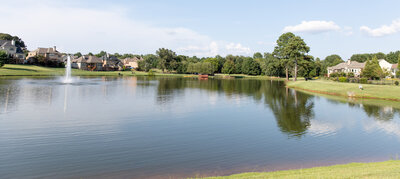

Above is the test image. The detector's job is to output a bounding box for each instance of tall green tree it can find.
[95,51,107,58]
[362,56,382,80]
[74,52,82,57]
[284,36,310,81]
[253,52,263,59]
[156,48,177,72]
[273,32,295,81]
[397,54,400,77]
[0,50,8,67]
[241,58,261,75]
[222,60,235,74]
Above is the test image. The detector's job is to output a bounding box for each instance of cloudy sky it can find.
[1,0,400,59]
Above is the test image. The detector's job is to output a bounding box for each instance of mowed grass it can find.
[287,80,400,101]
[0,64,184,77]
[196,161,400,179]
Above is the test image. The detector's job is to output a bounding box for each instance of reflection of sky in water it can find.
[0,77,400,178]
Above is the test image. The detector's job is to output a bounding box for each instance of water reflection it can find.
[1,77,400,178]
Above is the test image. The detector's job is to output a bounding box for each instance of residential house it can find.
[328,59,399,78]
[122,57,142,69]
[327,60,366,77]
[27,46,62,64]
[392,64,398,77]
[72,55,103,71]
[0,40,26,63]
[101,54,123,71]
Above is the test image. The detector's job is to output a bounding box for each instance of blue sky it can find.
[1,0,400,60]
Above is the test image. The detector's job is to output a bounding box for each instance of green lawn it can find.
[0,64,287,80]
[0,64,186,77]
[287,80,400,101]
[195,160,400,179]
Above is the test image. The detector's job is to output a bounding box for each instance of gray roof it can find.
[75,55,103,63]
[328,60,366,70]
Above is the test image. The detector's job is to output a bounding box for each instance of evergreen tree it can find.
[362,56,382,80]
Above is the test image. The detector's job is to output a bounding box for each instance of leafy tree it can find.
[362,56,382,80]
[176,61,189,74]
[222,60,235,74]
[273,32,295,80]
[74,52,82,57]
[284,35,310,81]
[156,48,177,72]
[351,53,386,63]
[241,58,261,75]
[397,54,400,77]
[387,51,400,64]
[263,53,282,76]
[95,51,107,58]
[324,54,343,66]
[0,50,8,67]
[143,54,159,71]
[158,58,166,72]
[253,52,263,59]
[203,58,219,74]
[87,52,94,56]
[200,62,215,75]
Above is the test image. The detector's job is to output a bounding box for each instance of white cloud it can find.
[0,1,249,57]
[360,19,400,37]
[283,20,341,34]
[177,41,251,57]
[225,43,251,54]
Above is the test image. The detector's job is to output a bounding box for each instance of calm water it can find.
[0,77,400,178]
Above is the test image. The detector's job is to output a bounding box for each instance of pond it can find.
[0,76,400,178]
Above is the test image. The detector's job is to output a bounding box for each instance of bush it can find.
[349,78,357,83]
[347,72,355,78]
[147,69,155,76]
[338,77,348,82]
[395,81,399,86]
[360,78,368,84]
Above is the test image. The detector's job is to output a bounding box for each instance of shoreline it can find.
[198,160,400,179]
[0,64,285,80]
[286,80,400,102]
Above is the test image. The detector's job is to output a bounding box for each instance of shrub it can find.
[148,69,155,76]
[347,72,355,78]
[360,78,368,84]
[395,81,399,86]
[338,77,348,82]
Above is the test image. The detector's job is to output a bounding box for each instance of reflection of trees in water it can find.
[363,105,399,121]
[324,97,400,121]
[154,78,315,137]
[262,81,314,137]
[0,80,22,114]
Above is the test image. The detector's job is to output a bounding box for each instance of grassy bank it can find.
[0,64,286,80]
[287,80,400,101]
[197,160,400,179]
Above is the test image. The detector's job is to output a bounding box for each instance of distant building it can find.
[72,55,103,71]
[327,59,398,77]
[392,64,398,77]
[27,46,62,63]
[101,54,123,71]
[0,40,26,63]
[122,57,142,69]
[327,60,366,77]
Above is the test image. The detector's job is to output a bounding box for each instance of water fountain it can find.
[63,55,72,83]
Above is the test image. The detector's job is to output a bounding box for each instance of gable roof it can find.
[328,60,366,70]
[32,47,59,54]
[75,55,103,63]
